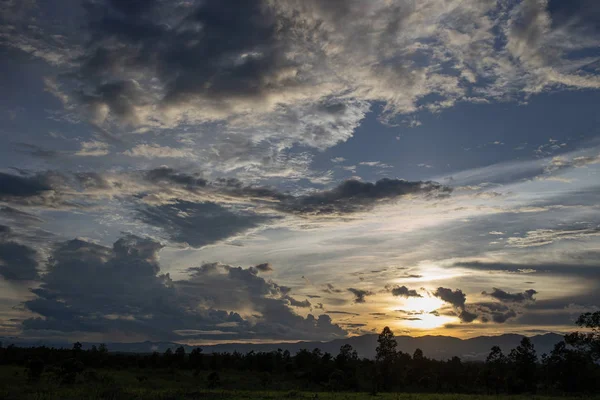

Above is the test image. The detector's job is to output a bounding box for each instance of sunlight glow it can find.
[390,294,456,330]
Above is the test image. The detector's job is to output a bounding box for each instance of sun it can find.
[389,294,457,331]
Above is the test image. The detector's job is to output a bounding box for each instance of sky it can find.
[0,0,599,344]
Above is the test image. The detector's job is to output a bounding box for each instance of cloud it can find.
[453,261,600,279]
[323,284,343,294]
[0,226,40,281]
[253,263,273,273]
[0,206,44,225]
[433,287,479,323]
[388,285,422,298]
[0,172,52,199]
[22,235,347,341]
[482,288,537,303]
[19,0,596,183]
[74,141,110,157]
[144,167,207,189]
[491,309,517,324]
[506,227,600,248]
[359,161,392,168]
[433,287,467,309]
[347,288,373,304]
[136,200,271,248]
[283,296,311,308]
[123,144,194,159]
[458,310,478,323]
[278,178,451,216]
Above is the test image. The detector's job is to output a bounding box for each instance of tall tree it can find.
[485,346,507,394]
[565,311,600,361]
[375,326,397,391]
[509,337,537,393]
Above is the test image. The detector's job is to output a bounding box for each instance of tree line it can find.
[0,311,598,394]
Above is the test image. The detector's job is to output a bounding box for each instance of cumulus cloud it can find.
[347,288,373,304]
[388,285,422,298]
[491,309,517,324]
[433,287,467,309]
[482,288,537,303]
[473,302,520,324]
[283,295,311,308]
[22,235,347,341]
[253,263,273,273]
[433,287,478,323]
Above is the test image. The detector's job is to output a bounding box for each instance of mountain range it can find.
[0,333,564,361]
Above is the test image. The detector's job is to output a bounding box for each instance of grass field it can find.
[1,366,598,400]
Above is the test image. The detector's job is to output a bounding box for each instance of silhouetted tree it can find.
[565,311,600,361]
[190,347,204,370]
[375,326,397,391]
[542,340,598,393]
[485,346,507,394]
[1,311,598,395]
[175,345,186,367]
[72,342,82,358]
[509,337,537,393]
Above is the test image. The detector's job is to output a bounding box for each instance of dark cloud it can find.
[491,309,517,324]
[0,172,52,198]
[323,283,343,294]
[22,235,346,341]
[141,168,450,218]
[0,225,10,238]
[144,167,207,189]
[253,263,273,273]
[459,310,478,323]
[326,311,359,316]
[482,288,537,303]
[76,0,295,124]
[433,287,479,323]
[388,285,422,298]
[136,200,270,248]
[278,178,451,216]
[283,296,311,308]
[0,206,44,224]
[14,143,60,159]
[74,172,112,190]
[454,261,600,279]
[472,302,522,324]
[0,240,40,281]
[433,287,467,309]
[347,288,373,304]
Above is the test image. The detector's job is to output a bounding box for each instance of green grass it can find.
[1,366,598,400]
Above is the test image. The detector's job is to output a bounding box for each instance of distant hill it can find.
[0,332,564,361]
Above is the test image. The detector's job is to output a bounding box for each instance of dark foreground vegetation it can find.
[0,312,598,400]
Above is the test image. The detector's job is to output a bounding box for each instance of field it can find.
[1,366,599,400]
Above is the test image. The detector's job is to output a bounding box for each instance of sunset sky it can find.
[0,0,599,344]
